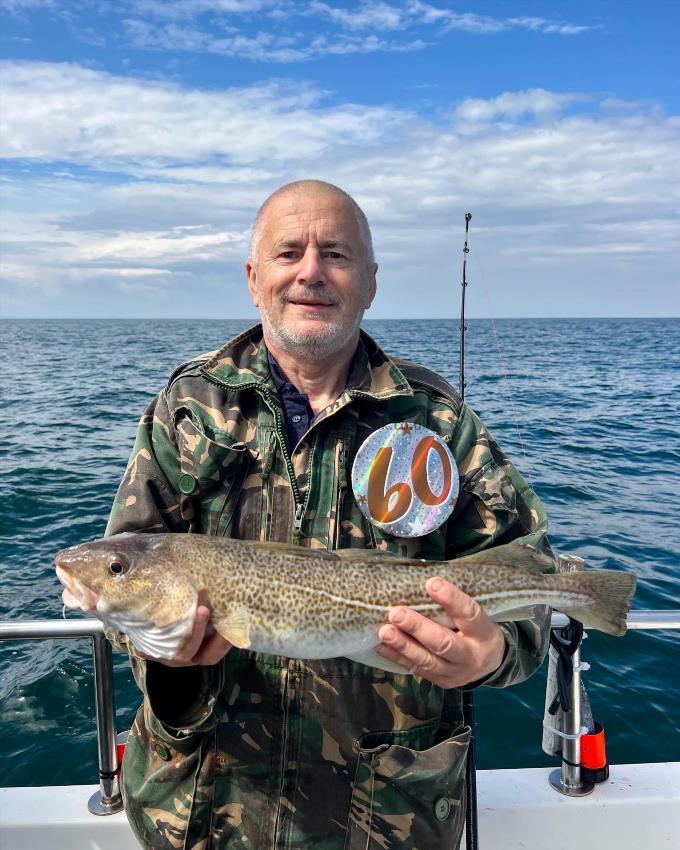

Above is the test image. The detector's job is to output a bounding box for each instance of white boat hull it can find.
[1,762,678,850]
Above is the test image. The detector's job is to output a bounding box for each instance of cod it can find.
[56,534,636,671]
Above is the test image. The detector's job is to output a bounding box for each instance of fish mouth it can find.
[56,564,99,612]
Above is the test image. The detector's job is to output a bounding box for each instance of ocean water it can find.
[0,317,678,787]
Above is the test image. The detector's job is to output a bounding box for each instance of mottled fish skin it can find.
[55,533,636,662]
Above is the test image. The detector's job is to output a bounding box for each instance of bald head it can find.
[249,180,374,266]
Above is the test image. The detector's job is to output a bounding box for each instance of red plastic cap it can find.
[581,722,607,770]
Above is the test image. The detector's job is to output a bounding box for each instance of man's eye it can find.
[325,252,346,260]
[278,251,298,260]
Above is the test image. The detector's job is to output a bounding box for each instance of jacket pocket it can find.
[121,702,216,850]
[345,724,470,850]
[175,412,256,535]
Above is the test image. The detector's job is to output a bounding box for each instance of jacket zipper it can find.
[332,438,348,550]
[273,666,290,844]
[274,662,301,846]
[292,503,305,545]
[264,392,310,544]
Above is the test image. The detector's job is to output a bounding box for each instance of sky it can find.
[1,0,678,319]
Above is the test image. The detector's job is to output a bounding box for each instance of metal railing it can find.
[1,608,679,815]
[551,610,680,630]
[0,618,122,815]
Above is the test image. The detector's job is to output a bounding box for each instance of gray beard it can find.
[259,304,364,361]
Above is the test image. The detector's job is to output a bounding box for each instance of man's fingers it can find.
[425,577,485,632]
[378,624,452,677]
[386,606,457,658]
[375,639,457,688]
[191,632,232,666]
[172,605,211,663]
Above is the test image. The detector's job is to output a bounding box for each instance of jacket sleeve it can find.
[105,391,222,736]
[446,404,555,690]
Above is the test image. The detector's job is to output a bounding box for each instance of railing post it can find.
[88,632,124,815]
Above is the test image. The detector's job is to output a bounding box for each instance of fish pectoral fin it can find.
[345,649,412,676]
[213,608,252,649]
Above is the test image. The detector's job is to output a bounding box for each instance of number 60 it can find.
[367,436,454,524]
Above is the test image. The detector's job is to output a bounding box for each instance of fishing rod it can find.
[460,212,471,404]
[459,211,479,850]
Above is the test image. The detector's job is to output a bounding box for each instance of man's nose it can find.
[296,247,326,284]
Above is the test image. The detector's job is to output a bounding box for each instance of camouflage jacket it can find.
[107,323,553,850]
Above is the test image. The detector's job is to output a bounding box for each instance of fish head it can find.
[55,533,198,658]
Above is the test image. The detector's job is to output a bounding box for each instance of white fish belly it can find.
[249,624,380,660]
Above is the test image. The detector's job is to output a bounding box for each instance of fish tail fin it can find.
[555,570,637,636]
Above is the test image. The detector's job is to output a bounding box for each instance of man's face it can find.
[246,189,377,361]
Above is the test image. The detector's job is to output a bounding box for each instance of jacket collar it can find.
[200,323,413,400]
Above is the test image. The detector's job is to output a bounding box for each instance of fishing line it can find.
[468,231,534,486]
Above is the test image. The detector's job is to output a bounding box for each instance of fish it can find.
[55,533,636,672]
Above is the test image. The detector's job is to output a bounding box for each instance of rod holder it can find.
[548,554,594,797]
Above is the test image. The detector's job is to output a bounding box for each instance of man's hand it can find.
[376,577,506,688]
[138,604,232,667]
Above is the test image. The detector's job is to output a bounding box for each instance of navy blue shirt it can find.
[267,351,315,450]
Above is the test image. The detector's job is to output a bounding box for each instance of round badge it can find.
[351,423,459,538]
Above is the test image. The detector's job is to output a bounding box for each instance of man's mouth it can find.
[288,299,336,307]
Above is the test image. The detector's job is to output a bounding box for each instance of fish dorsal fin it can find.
[245,541,337,561]
[212,607,252,649]
[334,549,397,561]
[452,542,554,574]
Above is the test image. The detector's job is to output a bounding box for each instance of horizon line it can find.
[1,316,677,322]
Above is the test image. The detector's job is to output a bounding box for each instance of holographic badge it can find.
[351,422,459,538]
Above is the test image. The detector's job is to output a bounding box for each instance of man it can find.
[106,180,553,850]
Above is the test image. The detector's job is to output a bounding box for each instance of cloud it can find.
[1,61,678,318]
[0,0,55,11]
[2,2,596,66]
[309,1,405,31]
[507,17,592,36]
[128,0,593,38]
[0,61,411,165]
[70,266,180,278]
[453,89,587,125]
[123,17,426,61]
[309,1,594,37]
[132,0,277,18]
[78,226,247,264]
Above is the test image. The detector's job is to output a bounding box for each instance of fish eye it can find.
[108,558,129,577]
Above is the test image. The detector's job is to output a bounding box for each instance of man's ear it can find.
[245,260,259,308]
[364,263,378,308]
